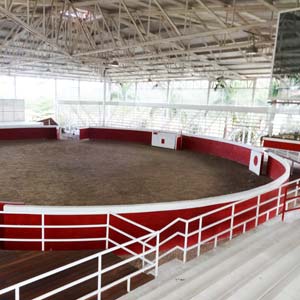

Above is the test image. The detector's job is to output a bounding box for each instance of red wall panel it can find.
[267,156,286,180]
[182,135,251,166]
[263,138,300,152]
[87,128,152,145]
[0,127,57,140]
[79,128,90,140]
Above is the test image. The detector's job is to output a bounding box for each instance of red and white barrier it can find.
[0,128,290,251]
[263,137,300,152]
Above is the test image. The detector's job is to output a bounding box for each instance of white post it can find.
[127,278,131,292]
[102,79,107,127]
[183,222,189,263]
[41,214,45,251]
[155,232,159,277]
[229,204,235,240]
[197,217,202,256]
[97,255,102,300]
[106,214,110,250]
[276,186,282,216]
[255,195,261,227]
[142,242,145,268]
[15,287,20,300]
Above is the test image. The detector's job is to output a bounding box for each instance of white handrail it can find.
[0,219,159,300]
[1,180,299,299]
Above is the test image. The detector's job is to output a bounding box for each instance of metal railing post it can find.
[142,242,145,268]
[106,214,110,250]
[282,188,288,222]
[41,214,45,251]
[276,186,282,216]
[229,204,235,240]
[197,217,202,256]
[155,232,159,277]
[97,255,102,300]
[15,287,20,300]
[183,221,189,263]
[127,278,131,292]
[255,195,261,227]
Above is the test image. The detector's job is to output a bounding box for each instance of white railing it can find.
[148,178,300,264]
[267,148,300,164]
[0,213,159,300]
[1,179,300,299]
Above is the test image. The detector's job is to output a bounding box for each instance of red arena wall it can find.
[80,127,152,145]
[0,127,290,252]
[182,135,251,166]
[263,137,300,152]
[0,127,57,140]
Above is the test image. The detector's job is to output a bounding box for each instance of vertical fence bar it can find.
[276,186,282,216]
[229,204,235,240]
[155,232,159,277]
[15,287,20,300]
[106,214,110,250]
[255,195,261,227]
[41,214,45,251]
[296,180,300,207]
[142,242,145,268]
[127,278,131,292]
[197,217,202,256]
[97,255,102,300]
[183,221,189,263]
[282,188,288,222]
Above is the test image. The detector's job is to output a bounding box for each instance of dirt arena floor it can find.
[0,140,271,206]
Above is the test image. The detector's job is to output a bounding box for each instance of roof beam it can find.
[0,5,73,58]
[256,0,279,13]
[73,20,275,57]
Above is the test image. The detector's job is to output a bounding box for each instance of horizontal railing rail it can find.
[0,215,159,300]
[155,178,300,262]
[0,175,299,299]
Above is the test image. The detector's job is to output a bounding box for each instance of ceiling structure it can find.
[0,0,299,82]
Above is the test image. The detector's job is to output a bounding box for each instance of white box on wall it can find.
[152,131,180,150]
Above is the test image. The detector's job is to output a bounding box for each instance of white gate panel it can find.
[249,150,263,175]
[152,131,179,150]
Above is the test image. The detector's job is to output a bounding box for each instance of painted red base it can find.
[0,127,57,140]
[263,138,300,152]
[80,127,152,145]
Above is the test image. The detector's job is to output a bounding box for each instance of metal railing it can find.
[281,179,300,221]
[0,213,159,300]
[0,178,299,299]
[154,178,300,264]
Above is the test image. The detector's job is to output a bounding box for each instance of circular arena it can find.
[1,1,300,299]
[0,139,270,206]
[0,126,289,250]
[0,126,293,300]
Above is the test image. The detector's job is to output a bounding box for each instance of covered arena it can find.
[0,1,300,300]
